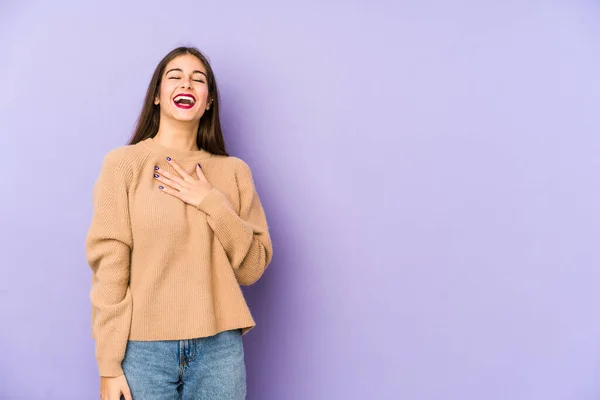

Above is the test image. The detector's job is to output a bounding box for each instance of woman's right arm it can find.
[85,149,134,378]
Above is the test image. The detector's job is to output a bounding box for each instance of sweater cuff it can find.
[195,187,255,266]
[98,359,124,377]
[196,188,234,215]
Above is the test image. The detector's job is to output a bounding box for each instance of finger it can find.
[158,184,183,199]
[154,172,182,190]
[167,158,193,181]
[108,386,120,400]
[195,163,207,181]
[155,166,185,186]
[122,385,133,400]
[99,380,106,399]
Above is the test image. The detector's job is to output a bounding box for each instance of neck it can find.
[154,118,200,151]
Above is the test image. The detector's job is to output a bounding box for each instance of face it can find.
[154,54,212,122]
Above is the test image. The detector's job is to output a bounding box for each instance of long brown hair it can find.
[127,46,228,156]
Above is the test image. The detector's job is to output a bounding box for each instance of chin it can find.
[171,111,201,123]
[174,116,200,123]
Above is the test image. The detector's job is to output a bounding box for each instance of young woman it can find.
[85,46,272,400]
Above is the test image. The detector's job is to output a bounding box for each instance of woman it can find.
[85,46,273,400]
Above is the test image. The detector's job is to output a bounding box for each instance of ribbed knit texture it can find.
[85,137,272,377]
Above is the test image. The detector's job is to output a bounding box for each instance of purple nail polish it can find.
[154,166,159,170]
[159,185,164,189]
[154,173,159,178]
[197,163,202,169]
[166,157,171,161]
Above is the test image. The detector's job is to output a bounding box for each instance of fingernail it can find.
[197,163,202,169]
[166,157,172,161]
[154,173,160,178]
[154,166,159,170]
[159,185,164,190]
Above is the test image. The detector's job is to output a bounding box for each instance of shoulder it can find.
[97,143,144,183]
[102,143,142,166]
[209,155,254,183]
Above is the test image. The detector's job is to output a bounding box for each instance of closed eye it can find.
[168,76,204,83]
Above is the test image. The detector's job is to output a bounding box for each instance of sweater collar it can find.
[141,137,213,162]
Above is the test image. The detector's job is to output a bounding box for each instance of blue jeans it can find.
[121,329,246,400]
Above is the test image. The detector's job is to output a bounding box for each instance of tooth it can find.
[173,95,196,106]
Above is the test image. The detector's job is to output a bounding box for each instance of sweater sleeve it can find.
[85,150,134,377]
[195,160,273,285]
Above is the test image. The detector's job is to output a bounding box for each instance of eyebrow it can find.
[165,68,207,78]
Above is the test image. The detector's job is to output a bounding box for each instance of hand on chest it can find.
[131,158,239,237]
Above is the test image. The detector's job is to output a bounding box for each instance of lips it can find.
[173,93,196,109]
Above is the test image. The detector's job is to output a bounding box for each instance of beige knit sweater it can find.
[85,137,272,377]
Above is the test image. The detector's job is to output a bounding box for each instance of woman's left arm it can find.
[195,160,273,285]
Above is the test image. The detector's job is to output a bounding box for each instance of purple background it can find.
[1,1,599,399]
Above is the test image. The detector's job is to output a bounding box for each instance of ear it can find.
[154,96,160,105]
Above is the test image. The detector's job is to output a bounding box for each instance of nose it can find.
[180,78,192,89]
